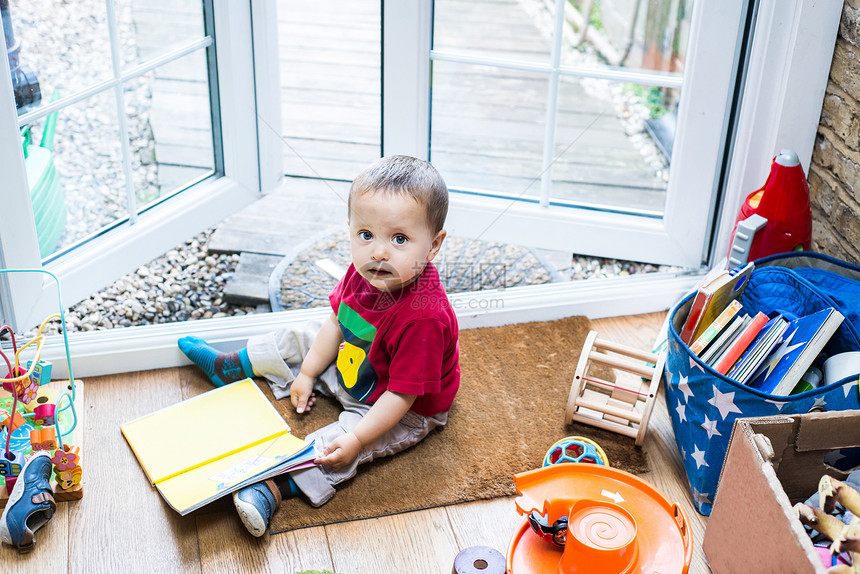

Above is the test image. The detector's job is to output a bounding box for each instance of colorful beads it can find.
[30,427,58,452]
[33,403,56,426]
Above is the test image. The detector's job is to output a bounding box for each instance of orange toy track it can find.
[507,464,692,574]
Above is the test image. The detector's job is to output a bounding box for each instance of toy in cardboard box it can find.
[703,411,860,573]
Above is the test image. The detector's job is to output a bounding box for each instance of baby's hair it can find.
[349,155,449,233]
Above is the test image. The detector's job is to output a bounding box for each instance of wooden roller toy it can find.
[565,331,666,446]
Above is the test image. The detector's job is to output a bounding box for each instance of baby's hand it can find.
[315,432,362,469]
[290,372,317,413]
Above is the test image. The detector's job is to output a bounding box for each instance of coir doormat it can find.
[263,315,649,534]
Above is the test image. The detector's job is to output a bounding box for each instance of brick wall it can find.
[809,0,860,264]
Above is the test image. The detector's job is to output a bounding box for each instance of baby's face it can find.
[348,191,445,292]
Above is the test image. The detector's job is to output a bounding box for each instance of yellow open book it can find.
[121,378,314,515]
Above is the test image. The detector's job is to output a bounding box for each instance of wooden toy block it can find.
[565,330,666,446]
[23,386,60,414]
[56,467,82,490]
[52,444,82,491]
[30,427,58,451]
[52,444,81,473]
[20,378,40,404]
[33,403,56,426]
[2,377,39,404]
[26,360,52,386]
[0,410,26,432]
[1,368,24,395]
[0,450,24,480]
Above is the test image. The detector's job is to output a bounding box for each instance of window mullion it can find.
[15,37,212,128]
[104,0,138,223]
[381,0,432,159]
[540,0,567,208]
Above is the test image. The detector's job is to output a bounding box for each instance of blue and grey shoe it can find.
[233,480,281,537]
[0,451,56,552]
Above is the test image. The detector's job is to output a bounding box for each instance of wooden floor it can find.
[1,311,712,573]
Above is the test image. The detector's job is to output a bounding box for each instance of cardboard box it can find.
[704,410,860,573]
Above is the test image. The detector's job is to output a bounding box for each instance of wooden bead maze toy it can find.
[565,330,665,446]
[0,269,84,507]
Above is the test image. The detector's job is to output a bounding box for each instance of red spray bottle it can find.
[726,149,812,266]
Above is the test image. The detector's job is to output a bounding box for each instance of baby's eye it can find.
[359,231,373,241]
[392,235,408,245]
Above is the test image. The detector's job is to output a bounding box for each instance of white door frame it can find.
[713,0,843,263]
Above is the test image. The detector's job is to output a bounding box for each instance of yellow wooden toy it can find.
[23,386,60,414]
[52,444,82,490]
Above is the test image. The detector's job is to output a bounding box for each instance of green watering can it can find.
[21,90,66,259]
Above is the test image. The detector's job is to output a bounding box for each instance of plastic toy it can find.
[795,474,860,573]
[726,149,812,266]
[543,436,609,467]
[1,0,41,109]
[565,331,665,446]
[507,464,693,573]
[21,90,67,258]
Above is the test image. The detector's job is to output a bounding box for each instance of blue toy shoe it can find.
[0,451,56,552]
[233,480,281,537]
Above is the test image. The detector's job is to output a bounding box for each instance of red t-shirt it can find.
[328,262,460,416]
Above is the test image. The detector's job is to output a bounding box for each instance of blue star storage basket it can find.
[665,252,860,515]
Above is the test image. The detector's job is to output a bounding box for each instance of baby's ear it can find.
[427,229,447,261]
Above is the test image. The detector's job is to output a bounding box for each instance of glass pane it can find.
[133,48,216,212]
[21,90,126,259]
[556,0,692,191]
[121,0,206,68]
[560,0,694,73]
[280,0,381,181]
[433,0,552,63]
[550,76,671,212]
[430,61,548,196]
[5,0,112,114]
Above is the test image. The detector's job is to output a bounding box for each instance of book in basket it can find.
[746,307,845,396]
[121,378,315,515]
[726,314,788,384]
[712,311,769,375]
[679,262,754,345]
[689,300,744,356]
